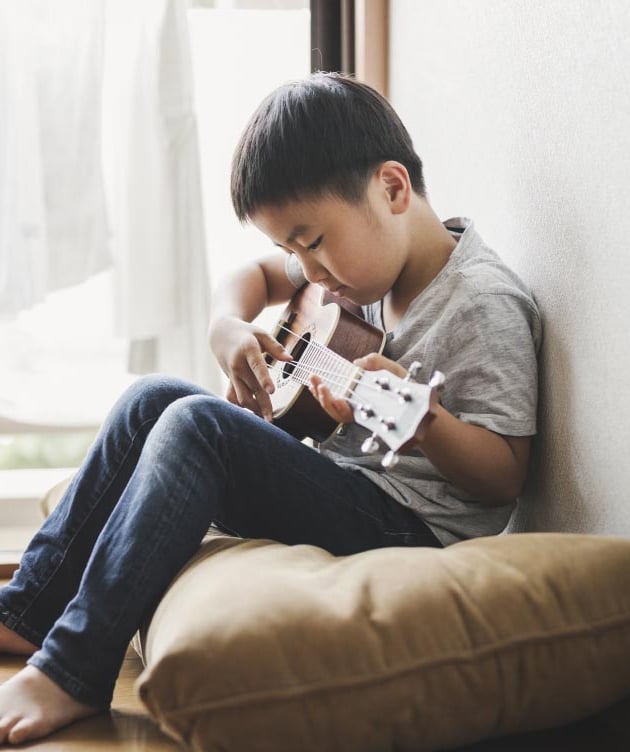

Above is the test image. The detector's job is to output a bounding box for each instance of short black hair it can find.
[231,72,425,222]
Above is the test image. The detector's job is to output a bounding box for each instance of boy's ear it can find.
[376,161,411,214]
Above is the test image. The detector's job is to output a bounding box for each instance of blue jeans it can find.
[0,375,441,708]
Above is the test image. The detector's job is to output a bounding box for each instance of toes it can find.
[7,719,28,745]
[7,716,43,745]
[0,715,20,744]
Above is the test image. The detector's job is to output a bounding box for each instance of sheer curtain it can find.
[0,0,110,316]
[0,0,219,399]
[104,0,219,391]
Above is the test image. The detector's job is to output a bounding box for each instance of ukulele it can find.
[266,284,445,469]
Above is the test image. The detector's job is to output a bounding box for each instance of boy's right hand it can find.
[209,316,292,422]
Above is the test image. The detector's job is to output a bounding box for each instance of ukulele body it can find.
[269,284,386,442]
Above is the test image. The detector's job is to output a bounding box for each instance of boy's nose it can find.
[302,259,328,285]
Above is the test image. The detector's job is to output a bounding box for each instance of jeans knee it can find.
[108,375,211,434]
[152,393,248,454]
[157,393,221,432]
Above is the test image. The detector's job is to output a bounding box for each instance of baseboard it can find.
[0,556,19,579]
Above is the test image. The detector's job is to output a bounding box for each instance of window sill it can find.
[0,468,75,525]
[0,468,75,576]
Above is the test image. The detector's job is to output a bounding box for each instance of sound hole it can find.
[282,332,311,380]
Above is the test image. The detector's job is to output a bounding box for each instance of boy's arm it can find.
[408,405,530,506]
[208,253,294,420]
[310,353,530,506]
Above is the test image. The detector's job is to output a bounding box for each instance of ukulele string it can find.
[267,358,371,413]
[266,360,359,400]
[267,325,410,402]
[272,324,368,390]
[268,325,369,398]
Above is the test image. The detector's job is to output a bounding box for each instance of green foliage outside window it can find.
[0,431,97,470]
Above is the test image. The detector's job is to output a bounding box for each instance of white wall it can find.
[389,0,630,534]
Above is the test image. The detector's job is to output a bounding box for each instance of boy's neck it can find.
[382,198,457,331]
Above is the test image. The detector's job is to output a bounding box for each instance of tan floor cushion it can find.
[134,532,630,752]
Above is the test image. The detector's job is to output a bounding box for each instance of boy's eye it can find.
[308,235,323,251]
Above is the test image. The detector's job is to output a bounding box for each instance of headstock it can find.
[350,362,445,469]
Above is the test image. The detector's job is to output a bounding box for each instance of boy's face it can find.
[252,174,407,307]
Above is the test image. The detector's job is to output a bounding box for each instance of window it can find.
[0,271,133,470]
[1,2,309,518]
[189,1,309,327]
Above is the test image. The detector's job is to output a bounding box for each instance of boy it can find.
[0,72,540,744]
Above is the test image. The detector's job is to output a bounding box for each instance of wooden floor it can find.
[0,647,182,751]
[0,648,181,751]
[0,569,181,751]
[0,513,181,750]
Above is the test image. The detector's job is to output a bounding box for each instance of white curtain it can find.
[0,0,219,391]
[0,0,109,315]
[105,0,219,391]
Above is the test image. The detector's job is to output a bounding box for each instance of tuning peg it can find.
[358,404,375,419]
[374,376,391,390]
[382,450,400,469]
[379,416,397,431]
[361,433,380,454]
[405,361,422,382]
[429,371,445,390]
[395,387,412,403]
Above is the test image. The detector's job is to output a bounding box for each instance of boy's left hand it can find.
[310,352,407,425]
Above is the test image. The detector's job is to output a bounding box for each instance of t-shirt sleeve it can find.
[437,291,541,436]
[285,254,307,289]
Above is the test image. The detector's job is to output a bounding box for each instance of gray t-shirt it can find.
[285,217,542,545]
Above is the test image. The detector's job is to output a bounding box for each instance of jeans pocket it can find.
[382,530,419,547]
[383,528,443,549]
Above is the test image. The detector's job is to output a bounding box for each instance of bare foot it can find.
[0,665,99,744]
[0,623,37,656]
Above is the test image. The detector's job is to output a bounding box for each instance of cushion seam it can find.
[147,609,630,718]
